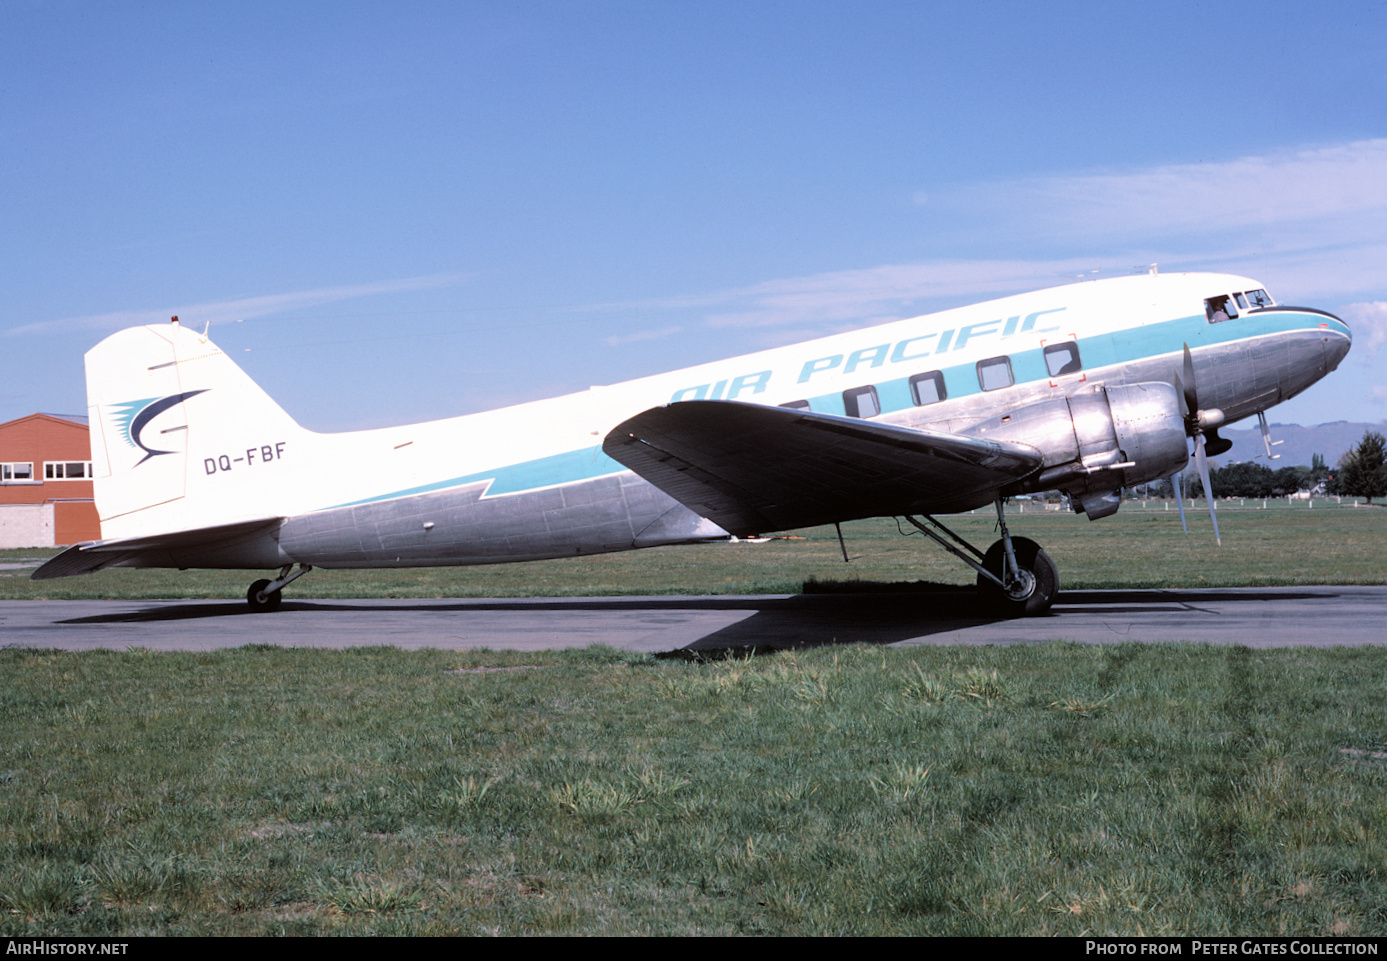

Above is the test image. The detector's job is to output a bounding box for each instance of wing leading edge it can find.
[602,400,1043,535]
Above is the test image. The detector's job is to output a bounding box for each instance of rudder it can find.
[85,321,307,540]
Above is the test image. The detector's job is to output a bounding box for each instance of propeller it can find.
[1173,470,1188,534]
[1172,343,1222,545]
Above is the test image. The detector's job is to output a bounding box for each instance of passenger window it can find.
[1246,288,1274,308]
[780,399,810,411]
[1205,295,1238,322]
[909,371,947,406]
[1043,342,1082,377]
[976,356,1014,391]
[843,385,881,418]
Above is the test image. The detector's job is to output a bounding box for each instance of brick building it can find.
[0,413,102,548]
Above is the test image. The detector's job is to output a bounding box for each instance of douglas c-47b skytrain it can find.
[33,270,1350,616]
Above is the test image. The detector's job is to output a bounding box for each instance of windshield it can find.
[1206,288,1275,323]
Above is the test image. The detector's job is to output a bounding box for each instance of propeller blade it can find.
[1182,343,1199,416]
[1174,469,1188,533]
[1194,434,1221,546]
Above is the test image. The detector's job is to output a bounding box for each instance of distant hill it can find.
[1215,420,1387,469]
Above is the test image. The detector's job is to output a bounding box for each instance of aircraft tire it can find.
[246,579,283,613]
[976,537,1057,617]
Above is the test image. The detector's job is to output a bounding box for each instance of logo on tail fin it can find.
[109,391,209,465]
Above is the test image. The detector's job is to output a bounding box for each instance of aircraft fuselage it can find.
[44,271,1351,579]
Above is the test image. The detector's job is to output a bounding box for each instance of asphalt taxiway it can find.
[2,586,1384,652]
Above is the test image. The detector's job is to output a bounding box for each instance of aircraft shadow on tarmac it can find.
[54,587,1338,651]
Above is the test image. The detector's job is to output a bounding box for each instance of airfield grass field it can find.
[4,643,1387,936]
[3,499,1387,936]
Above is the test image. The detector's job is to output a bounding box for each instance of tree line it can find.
[1135,431,1387,503]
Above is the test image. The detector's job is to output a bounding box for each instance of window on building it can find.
[45,462,92,480]
[976,356,1014,391]
[1043,342,1082,377]
[843,385,881,418]
[909,371,947,406]
[1,462,35,482]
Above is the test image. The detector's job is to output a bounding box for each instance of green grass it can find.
[3,642,1386,935]
[3,499,1385,600]
[4,502,1384,935]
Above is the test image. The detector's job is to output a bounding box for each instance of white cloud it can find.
[1337,301,1387,360]
[661,258,1115,332]
[603,325,684,347]
[676,140,1387,331]
[5,272,471,337]
[943,139,1387,240]
[647,243,1387,335]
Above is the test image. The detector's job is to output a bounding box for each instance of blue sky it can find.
[3,1,1385,432]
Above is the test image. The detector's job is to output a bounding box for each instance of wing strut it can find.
[902,514,997,584]
[835,523,850,563]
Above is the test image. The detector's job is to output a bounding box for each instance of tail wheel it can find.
[976,536,1058,617]
[246,578,283,613]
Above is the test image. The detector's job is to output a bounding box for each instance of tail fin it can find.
[85,320,308,540]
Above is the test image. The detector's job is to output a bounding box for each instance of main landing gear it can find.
[246,563,312,613]
[903,500,1058,617]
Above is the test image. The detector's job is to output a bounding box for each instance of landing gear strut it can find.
[903,500,1058,617]
[246,563,312,613]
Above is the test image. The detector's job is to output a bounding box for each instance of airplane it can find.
[32,269,1351,616]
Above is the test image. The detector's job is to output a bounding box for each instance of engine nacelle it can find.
[1054,382,1189,518]
[968,382,1189,519]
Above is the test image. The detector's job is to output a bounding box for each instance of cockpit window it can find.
[1205,295,1238,323]
[1234,292,1249,310]
[1245,288,1274,308]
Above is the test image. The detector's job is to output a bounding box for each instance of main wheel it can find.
[246,578,283,613]
[976,536,1058,617]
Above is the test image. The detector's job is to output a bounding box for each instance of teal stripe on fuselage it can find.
[323,308,1334,512]
[324,446,626,511]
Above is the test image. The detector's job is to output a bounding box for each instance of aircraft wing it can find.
[30,517,286,580]
[602,400,1043,535]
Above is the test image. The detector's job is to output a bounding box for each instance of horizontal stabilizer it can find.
[31,517,285,580]
[603,401,1042,535]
